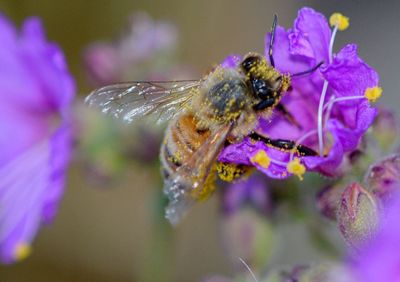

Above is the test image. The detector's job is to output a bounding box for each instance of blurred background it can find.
[0,0,398,281]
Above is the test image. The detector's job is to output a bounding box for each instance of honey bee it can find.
[85,15,322,224]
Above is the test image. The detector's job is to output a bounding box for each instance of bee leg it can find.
[276,103,302,130]
[248,131,318,156]
[253,97,276,111]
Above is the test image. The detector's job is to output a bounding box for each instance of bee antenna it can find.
[268,14,278,68]
[291,61,324,77]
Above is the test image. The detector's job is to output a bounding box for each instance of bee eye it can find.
[251,78,272,99]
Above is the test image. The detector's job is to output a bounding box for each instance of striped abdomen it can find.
[160,114,211,182]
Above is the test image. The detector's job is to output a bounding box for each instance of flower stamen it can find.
[250,150,271,169]
[317,80,329,156]
[317,13,349,157]
[13,243,31,262]
[287,158,306,180]
[329,13,350,31]
[365,86,383,102]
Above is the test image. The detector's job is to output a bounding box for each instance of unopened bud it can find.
[366,154,400,202]
[317,185,346,220]
[298,263,354,282]
[221,209,274,272]
[338,182,379,250]
[371,108,400,152]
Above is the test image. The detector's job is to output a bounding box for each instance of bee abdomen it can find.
[160,114,210,181]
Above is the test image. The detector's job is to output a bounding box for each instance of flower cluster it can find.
[0,14,75,263]
[83,11,180,86]
[219,7,380,180]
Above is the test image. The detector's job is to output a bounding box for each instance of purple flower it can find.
[351,191,400,281]
[222,174,271,215]
[219,8,380,179]
[83,11,179,85]
[220,175,273,271]
[366,154,400,204]
[0,14,75,263]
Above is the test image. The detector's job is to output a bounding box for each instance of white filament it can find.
[238,257,258,282]
[317,24,339,156]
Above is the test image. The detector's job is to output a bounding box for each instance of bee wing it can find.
[85,80,200,124]
[164,122,234,225]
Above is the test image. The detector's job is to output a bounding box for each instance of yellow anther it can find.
[250,150,271,169]
[13,243,32,262]
[287,158,306,181]
[329,13,349,31]
[365,86,383,102]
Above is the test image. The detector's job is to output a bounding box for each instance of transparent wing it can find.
[164,123,234,225]
[85,80,201,124]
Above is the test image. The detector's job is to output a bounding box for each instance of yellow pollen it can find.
[13,243,32,262]
[329,13,349,31]
[365,86,383,102]
[250,150,271,169]
[287,158,306,181]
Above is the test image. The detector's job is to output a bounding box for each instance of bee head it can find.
[240,54,291,100]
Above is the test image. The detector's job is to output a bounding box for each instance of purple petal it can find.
[331,102,377,151]
[303,122,344,176]
[0,13,17,49]
[0,142,51,263]
[222,174,270,215]
[0,14,74,264]
[304,102,376,175]
[290,7,331,63]
[322,44,379,97]
[221,54,242,69]
[41,123,72,223]
[351,192,400,281]
[219,138,292,179]
[0,102,51,167]
[83,43,121,86]
[265,26,311,74]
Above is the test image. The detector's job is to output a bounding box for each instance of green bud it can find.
[297,263,354,282]
[221,208,274,272]
[337,182,379,250]
[317,184,346,220]
[371,108,400,152]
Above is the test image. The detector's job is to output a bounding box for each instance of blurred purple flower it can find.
[222,174,271,215]
[0,14,75,263]
[219,8,379,179]
[351,191,400,282]
[83,11,179,85]
[366,154,400,204]
[371,108,400,153]
[220,175,273,272]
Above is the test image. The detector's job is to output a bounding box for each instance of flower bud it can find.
[297,263,354,282]
[83,43,120,86]
[366,154,400,202]
[337,182,379,250]
[317,184,346,220]
[263,265,309,282]
[220,210,274,272]
[371,108,400,152]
